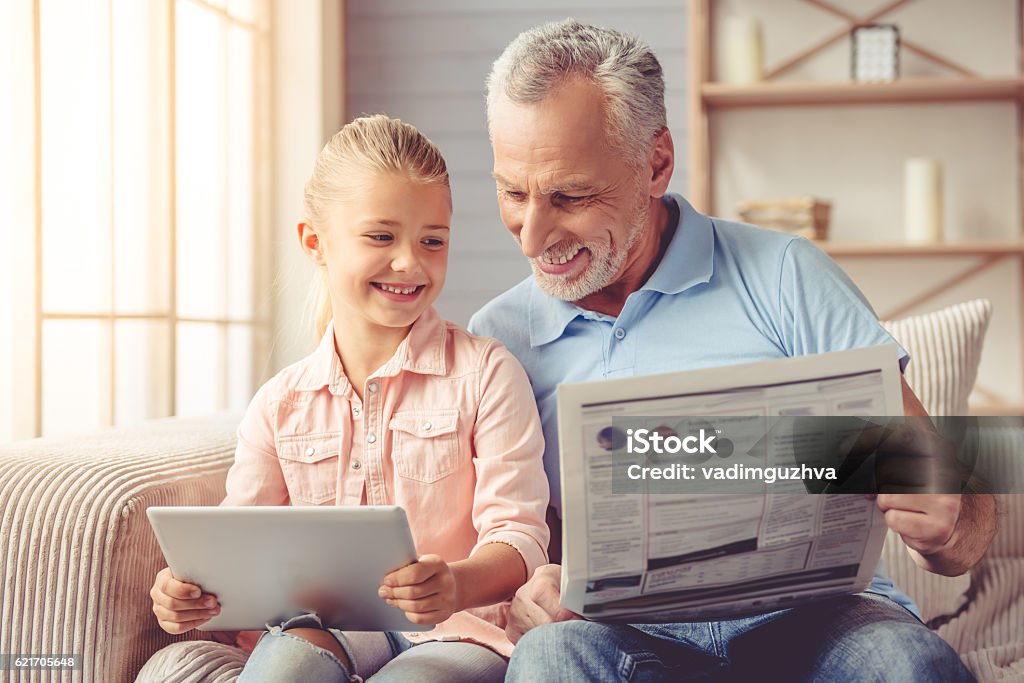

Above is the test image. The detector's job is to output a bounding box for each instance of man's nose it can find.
[519,199,553,259]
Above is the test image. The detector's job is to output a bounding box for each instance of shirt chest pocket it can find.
[276,434,340,505]
[388,410,461,484]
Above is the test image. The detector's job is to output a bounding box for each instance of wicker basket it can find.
[736,197,832,241]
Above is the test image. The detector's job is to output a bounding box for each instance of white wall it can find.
[345,0,689,326]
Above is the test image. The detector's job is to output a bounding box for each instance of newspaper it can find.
[556,345,904,622]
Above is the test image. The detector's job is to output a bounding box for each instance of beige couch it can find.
[2,300,1021,681]
[0,413,242,682]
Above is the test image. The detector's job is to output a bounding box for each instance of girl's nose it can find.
[390,244,421,274]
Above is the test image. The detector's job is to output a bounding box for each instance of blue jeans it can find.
[506,593,974,682]
[237,613,506,682]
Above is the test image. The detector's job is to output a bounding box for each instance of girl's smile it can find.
[370,281,428,302]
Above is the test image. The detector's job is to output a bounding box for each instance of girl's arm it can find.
[221,381,289,507]
[450,542,526,607]
[379,339,550,625]
[466,340,551,573]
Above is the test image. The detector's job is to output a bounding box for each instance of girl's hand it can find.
[378,554,458,625]
[150,566,221,634]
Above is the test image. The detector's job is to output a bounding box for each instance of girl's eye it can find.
[367,234,393,242]
[422,238,446,248]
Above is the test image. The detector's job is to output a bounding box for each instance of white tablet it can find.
[147,505,430,632]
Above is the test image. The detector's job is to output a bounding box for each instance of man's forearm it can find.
[910,492,997,576]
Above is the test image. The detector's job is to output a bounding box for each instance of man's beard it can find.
[530,189,650,303]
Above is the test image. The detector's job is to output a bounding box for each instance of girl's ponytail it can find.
[308,270,333,343]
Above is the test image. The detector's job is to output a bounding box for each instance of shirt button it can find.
[351,460,361,470]
[422,422,432,432]
[367,383,379,393]
[367,433,376,444]
[353,406,361,417]
[614,327,626,340]
[305,447,316,457]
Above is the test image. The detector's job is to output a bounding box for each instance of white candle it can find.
[719,16,763,85]
[904,159,944,243]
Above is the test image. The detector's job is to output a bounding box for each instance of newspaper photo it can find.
[556,345,905,622]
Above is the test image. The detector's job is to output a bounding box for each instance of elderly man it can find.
[469,19,995,682]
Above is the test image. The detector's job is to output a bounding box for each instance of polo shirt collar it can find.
[640,193,715,295]
[527,193,715,347]
[293,306,449,393]
[529,287,583,348]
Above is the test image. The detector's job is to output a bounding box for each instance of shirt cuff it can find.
[472,531,548,579]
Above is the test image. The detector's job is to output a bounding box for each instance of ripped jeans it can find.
[236,613,506,683]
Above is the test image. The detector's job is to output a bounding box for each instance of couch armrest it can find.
[0,414,240,683]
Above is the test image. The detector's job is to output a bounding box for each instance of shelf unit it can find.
[688,0,1024,415]
[701,77,1024,109]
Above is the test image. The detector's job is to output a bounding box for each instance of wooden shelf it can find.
[817,241,1024,257]
[702,77,1024,108]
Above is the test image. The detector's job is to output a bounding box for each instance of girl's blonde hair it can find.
[302,114,450,341]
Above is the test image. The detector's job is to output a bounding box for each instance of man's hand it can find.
[838,409,996,575]
[878,491,996,576]
[505,563,582,644]
[843,420,964,553]
[879,380,999,576]
[875,492,961,556]
[379,554,459,625]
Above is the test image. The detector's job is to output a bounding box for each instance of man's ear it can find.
[297,222,326,266]
[647,128,675,199]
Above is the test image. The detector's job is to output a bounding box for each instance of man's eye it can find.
[557,193,588,203]
[500,189,526,202]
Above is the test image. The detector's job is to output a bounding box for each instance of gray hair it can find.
[486,19,667,165]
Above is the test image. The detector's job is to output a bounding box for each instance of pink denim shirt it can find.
[221,306,550,657]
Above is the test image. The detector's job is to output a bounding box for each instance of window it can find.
[0,0,272,442]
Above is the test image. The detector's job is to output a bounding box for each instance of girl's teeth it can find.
[378,284,418,294]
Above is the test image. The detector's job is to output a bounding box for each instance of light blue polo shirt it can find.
[469,193,918,617]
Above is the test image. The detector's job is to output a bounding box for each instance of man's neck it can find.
[574,196,679,318]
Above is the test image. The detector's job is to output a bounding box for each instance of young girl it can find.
[148,115,550,682]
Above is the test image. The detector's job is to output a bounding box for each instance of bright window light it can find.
[1,0,270,442]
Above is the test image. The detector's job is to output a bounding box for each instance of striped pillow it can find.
[881,299,992,417]
[878,300,992,627]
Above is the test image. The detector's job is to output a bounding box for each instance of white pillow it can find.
[881,299,992,416]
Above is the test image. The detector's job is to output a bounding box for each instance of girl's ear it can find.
[298,222,326,266]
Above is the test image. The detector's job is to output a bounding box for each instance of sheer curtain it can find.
[0,0,272,442]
